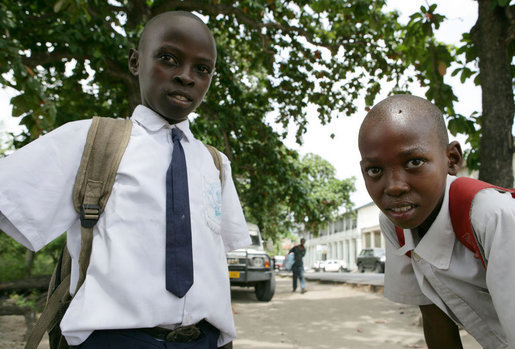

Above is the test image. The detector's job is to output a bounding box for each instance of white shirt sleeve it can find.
[471,189,515,347]
[0,120,90,251]
[219,154,251,252]
[380,213,432,305]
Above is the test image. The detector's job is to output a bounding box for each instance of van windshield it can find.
[250,235,260,246]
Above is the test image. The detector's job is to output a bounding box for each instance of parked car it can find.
[313,260,326,272]
[323,259,348,272]
[226,223,276,301]
[356,248,385,273]
[273,255,285,270]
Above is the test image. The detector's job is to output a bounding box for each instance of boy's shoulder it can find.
[451,177,515,222]
[466,178,515,219]
[450,177,514,267]
[450,177,514,205]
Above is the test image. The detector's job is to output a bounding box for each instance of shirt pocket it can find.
[202,174,222,235]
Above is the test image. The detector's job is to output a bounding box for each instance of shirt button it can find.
[412,252,420,261]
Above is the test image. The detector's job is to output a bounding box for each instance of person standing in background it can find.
[289,238,307,293]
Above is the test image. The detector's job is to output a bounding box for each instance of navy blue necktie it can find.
[165,128,193,298]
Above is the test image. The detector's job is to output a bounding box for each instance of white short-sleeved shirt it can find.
[381,175,515,349]
[0,105,251,346]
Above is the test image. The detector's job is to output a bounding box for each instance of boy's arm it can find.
[0,120,90,251]
[419,304,463,349]
[471,189,515,345]
[219,154,251,251]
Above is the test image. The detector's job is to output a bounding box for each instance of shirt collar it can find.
[131,105,193,142]
[411,175,458,269]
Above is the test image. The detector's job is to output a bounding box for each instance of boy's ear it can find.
[446,141,463,175]
[128,48,139,76]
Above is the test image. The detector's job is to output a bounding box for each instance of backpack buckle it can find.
[80,204,100,228]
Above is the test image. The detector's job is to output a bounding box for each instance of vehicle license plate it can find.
[229,271,240,279]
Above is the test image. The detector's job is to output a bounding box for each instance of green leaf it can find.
[495,0,510,7]
[53,0,68,13]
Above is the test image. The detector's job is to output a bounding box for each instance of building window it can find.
[374,231,381,247]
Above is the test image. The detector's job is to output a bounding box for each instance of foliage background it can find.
[0,0,513,281]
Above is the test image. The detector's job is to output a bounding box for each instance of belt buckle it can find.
[166,324,202,343]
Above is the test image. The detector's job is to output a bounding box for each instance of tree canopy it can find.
[0,0,404,239]
[397,0,514,187]
[0,0,513,242]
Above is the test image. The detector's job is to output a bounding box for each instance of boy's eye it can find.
[366,167,383,178]
[197,65,212,74]
[159,54,178,65]
[406,159,425,169]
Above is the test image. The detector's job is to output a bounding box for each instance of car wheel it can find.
[358,263,365,273]
[339,266,344,273]
[255,273,276,302]
[374,262,383,273]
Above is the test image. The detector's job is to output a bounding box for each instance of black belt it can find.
[140,320,209,343]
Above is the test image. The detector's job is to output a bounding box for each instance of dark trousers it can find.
[75,321,221,349]
[292,265,305,291]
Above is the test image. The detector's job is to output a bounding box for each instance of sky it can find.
[0,0,480,208]
[280,0,480,207]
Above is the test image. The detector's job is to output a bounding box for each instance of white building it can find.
[303,202,384,271]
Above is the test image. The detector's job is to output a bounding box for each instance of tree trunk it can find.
[24,250,35,278]
[472,0,514,187]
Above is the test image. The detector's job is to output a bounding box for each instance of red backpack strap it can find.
[449,177,515,269]
[395,226,411,257]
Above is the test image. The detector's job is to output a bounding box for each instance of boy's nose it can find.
[174,67,194,86]
[384,169,409,197]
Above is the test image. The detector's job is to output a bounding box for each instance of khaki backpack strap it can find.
[25,275,72,349]
[73,117,132,288]
[25,117,132,349]
[73,117,133,225]
[204,144,223,184]
[26,249,72,349]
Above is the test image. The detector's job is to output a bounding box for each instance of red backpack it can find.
[395,177,515,269]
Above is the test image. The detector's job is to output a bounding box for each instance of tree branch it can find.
[149,1,351,54]
[104,58,133,85]
[197,103,234,161]
[20,50,81,68]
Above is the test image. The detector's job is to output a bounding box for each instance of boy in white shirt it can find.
[0,11,250,349]
[358,94,515,348]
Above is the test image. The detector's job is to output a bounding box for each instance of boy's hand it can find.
[419,304,463,349]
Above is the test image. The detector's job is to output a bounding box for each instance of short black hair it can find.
[361,94,449,149]
[138,11,215,52]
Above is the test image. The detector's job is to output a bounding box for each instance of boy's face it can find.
[359,114,458,231]
[129,15,216,124]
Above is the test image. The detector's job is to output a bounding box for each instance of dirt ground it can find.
[0,276,482,349]
[231,276,482,349]
[0,314,41,349]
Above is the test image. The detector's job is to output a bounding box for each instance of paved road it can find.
[231,275,481,349]
[304,270,384,286]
